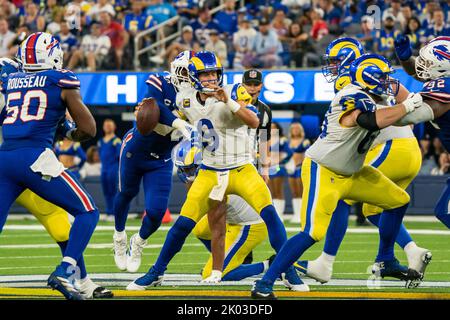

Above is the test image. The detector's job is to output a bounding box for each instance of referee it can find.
[242,69,272,184]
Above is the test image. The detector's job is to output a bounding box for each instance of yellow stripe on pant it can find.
[193,215,268,279]
[301,157,410,241]
[180,164,273,223]
[15,190,70,242]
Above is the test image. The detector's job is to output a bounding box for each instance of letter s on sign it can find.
[263,72,294,104]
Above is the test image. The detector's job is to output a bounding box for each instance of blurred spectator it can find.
[419,137,436,175]
[355,15,375,52]
[41,0,59,25]
[405,17,424,53]
[46,6,65,34]
[173,0,200,24]
[99,10,129,70]
[152,25,200,66]
[285,22,312,67]
[272,8,292,41]
[20,2,45,32]
[54,139,86,181]
[374,14,399,62]
[212,0,238,39]
[382,0,406,28]
[55,21,78,67]
[252,18,282,68]
[65,0,89,34]
[431,153,450,175]
[190,6,220,48]
[319,0,342,29]
[144,0,178,38]
[87,0,116,21]
[310,7,329,41]
[80,146,101,180]
[424,9,450,42]
[0,18,15,58]
[401,4,413,30]
[340,2,362,32]
[124,0,157,35]
[205,29,227,67]
[68,22,112,71]
[8,24,30,57]
[281,0,310,20]
[233,16,257,69]
[418,0,440,30]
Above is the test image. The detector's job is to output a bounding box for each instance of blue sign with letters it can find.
[77,69,425,106]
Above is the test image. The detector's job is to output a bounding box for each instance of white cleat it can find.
[127,233,147,273]
[305,258,333,284]
[113,231,128,271]
[76,277,113,299]
[407,247,432,274]
[126,281,148,291]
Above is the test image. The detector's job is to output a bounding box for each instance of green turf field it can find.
[0,215,449,299]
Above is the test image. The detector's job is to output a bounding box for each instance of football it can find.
[136,98,160,135]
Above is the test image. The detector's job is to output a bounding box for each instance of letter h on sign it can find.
[106,75,137,104]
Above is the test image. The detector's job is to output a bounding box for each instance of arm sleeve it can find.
[356,111,380,131]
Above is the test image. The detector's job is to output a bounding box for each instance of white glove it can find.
[403,93,423,113]
[201,270,222,284]
[172,118,198,141]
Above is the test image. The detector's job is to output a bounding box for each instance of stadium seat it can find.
[300,115,321,140]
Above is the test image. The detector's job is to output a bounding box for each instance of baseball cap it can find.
[243,69,262,84]
[209,29,219,35]
[384,13,395,21]
[182,25,193,33]
[259,18,270,26]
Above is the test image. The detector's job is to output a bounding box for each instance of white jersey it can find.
[306,84,380,176]
[81,34,111,56]
[176,84,254,169]
[226,195,263,225]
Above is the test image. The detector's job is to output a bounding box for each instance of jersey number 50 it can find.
[3,90,48,124]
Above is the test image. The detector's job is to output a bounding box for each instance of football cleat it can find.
[127,233,147,273]
[251,280,277,300]
[77,277,114,299]
[281,265,310,292]
[294,259,332,284]
[126,266,164,291]
[47,265,83,300]
[372,258,423,281]
[406,247,432,289]
[113,231,128,271]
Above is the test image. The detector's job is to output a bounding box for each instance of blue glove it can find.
[58,119,77,140]
[395,35,412,61]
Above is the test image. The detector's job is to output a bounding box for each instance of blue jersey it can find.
[421,77,450,152]
[124,73,180,160]
[270,136,293,165]
[98,135,121,171]
[1,69,80,151]
[293,139,311,154]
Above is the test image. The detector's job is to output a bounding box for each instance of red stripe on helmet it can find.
[25,33,40,64]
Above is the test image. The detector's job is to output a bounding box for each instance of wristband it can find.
[227,99,241,113]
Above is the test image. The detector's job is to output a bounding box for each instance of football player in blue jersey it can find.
[0,57,113,300]
[98,119,121,222]
[0,32,102,300]
[395,35,450,229]
[113,50,197,273]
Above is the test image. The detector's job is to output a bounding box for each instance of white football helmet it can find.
[19,32,63,71]
[170,50,195,90]
[416,36,450,81]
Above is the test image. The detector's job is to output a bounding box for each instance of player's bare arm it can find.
[340,93,423,129]
[62,88,96,141]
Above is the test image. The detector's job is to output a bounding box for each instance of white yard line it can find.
[0,273,449,289]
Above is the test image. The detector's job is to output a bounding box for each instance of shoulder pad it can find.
[146,73,164,92]
[53,69,80,89]
[334,72,351,93]
[339,91,376,113]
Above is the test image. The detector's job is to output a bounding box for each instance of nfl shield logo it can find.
[249,70,257,78]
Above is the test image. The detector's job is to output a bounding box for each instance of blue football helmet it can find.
[172,140,202,183]
[349,53,399,97]
[322,37,364,82]
[188,51,223,92]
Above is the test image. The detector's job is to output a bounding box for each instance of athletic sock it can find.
[323,200,350,256]
[368,214,413,249]
[260,205,288,252]
[222,262,265,281]
[139,210,164,239]
[376,204,408,262]
[153,216,196,274]
[262,232,316,284]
